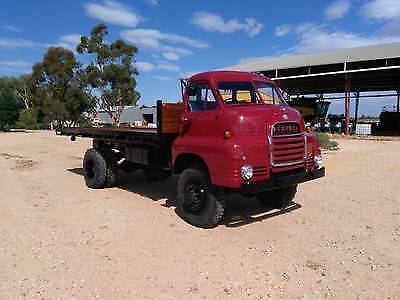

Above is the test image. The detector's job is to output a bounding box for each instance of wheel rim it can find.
[85,159,95,179]
[183,179,207,215]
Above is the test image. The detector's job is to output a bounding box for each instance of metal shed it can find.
[96,106,156,124]
[226,43,400,134]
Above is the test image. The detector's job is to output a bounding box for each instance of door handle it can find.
[180,116,191,136]
[181,117,191,124]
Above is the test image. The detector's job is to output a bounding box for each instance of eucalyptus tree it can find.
[77,24,140,126]
[31,46,93,127]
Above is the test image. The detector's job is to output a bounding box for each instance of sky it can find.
[1,0,400,116]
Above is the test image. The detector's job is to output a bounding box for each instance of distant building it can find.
[95,106,157,126]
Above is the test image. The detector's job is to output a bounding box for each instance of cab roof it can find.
[188,71,274,84]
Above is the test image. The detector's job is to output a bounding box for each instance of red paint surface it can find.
[172,71,320,189]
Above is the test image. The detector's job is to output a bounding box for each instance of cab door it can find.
[181,82,220,137]
[179,82,220,164]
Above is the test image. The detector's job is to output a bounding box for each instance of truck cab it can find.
[172,71,324,226]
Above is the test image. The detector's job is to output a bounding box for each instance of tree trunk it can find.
[16,86,30,109]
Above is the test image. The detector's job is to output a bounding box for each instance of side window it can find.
[255,82,285,105]
[187,84,217,111]
[203,88,217,110]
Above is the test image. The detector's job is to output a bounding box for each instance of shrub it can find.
[316,132,339,150]
[14,108,39,130]
[0,94,19,128]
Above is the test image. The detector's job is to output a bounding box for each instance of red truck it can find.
[59,71,325,228]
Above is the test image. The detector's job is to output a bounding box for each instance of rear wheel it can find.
[177,168,224,228]
[100,149,118,187]
[83,148,107,189]
[256,185,297,209]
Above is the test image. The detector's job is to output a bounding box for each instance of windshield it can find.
[217,81,285,105]
[218,81,257,104]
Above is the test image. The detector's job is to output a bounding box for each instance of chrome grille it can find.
[269,122,305,171]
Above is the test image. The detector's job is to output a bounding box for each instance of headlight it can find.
[314,155,323,169]
[240,165,253,180]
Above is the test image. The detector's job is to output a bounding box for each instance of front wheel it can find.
[177,168,224,228]
[256,185,298,209]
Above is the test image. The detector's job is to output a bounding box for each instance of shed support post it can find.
[354,92,360,135]
[344,77,350,135]
[397,90,400,128]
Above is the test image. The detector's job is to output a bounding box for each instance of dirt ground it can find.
[0,131,399,299]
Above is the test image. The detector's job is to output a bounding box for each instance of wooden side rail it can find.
[157,100,183,134]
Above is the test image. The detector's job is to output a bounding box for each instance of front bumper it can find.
[241,167,325,196]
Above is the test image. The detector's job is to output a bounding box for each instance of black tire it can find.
[100,149,118,187]
[143,166,170,181]
[177,168,224,228]
[256,185,297,209]
[83,148,107,189]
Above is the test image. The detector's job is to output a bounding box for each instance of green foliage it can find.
[77,23,140,125]
[316,132,339,150]
[0,77,21,128]
[15,108,38,129]
[31,47,95,127]
[0,24,140,129]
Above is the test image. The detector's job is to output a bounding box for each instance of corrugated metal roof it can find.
[97,106,148,124]
[225,43,400,72]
